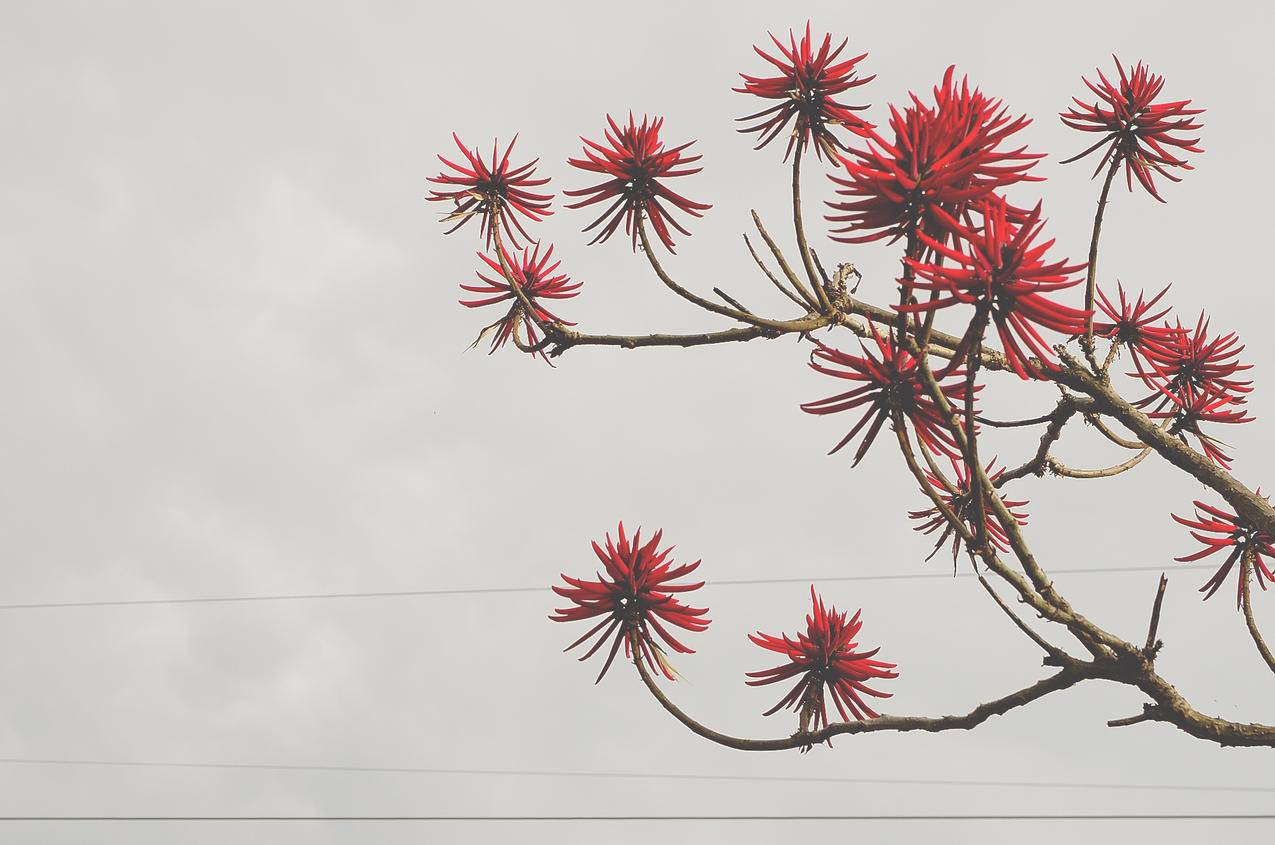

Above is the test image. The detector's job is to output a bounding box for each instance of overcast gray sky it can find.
[1,0,1273,842]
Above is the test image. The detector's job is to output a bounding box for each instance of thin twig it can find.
[1144,574,1168,655]
[1241,554,1275,676]
[791,148,831,312]
[1082,155,1122,368]
[1086,414,1147,450]
[1047,447,1151,480]
[750,211,819,310]
[743,233,807,308]
[975,567,1068,661]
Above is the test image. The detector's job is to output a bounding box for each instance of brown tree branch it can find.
[1082,155,1123,366]
[996,399,1085,485]
[975,568,1071,662]
[1053,352,1275,538]
[750,211,819,310]
[1046,446,1152,480]
[632,633,1090,751]
[791,148,832,313]
[1085,414,1147,450]
[743,232,809,308]
[1241,555,1275,676]
[1144,574,1168,656]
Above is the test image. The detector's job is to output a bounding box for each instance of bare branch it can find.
[996,399,1083,485]
[633,636,1089,751]
[750,211,819,310]
[791,148,832,313]
[1108,708,1155,728]
[977,412,1061,429]
[1081,155,1123,367]
[1086,414,1147,450]
[1047,447,1152,480]
[1241,555,1275,676]
[1144,574,1168,656]
[743,233,807,308]
[975,567,1070,661]
[547,324,786,354]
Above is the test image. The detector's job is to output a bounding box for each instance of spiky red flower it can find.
[734,22,874,163]
[826,66,1041,248]
[1094,283,1180,375]
[1134,314,1253,412]
[427,135,553,248]
[564,114,711,253]
[1173,501,1274,607]
[1150,389,1252,470]
[1061,57,1204,202]
[908,459,1029,565]
[459,243,580,361]
[747,587,897,740]
[903,198,1090,379]
[550,523,710,683]
[801,325,973,466]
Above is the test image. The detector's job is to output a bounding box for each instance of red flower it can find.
[1134,314,1253,412]
[826,66,1041,248]
[902,198,1090,379]
[801,325,973,466]
[747,587,897,740]
[1094,283,1180,376]
[460,243,580,361]
[551,523,710,683]
[1151,390,1252,470]
[734,22,874,163]
[1173,501,1274,607]
[908,459,1029,564]
[427,134,553,248]
[1061,57,1204,202]
[564,114,712,253]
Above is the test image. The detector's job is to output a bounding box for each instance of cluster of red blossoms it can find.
[1095,293,1254,469]
[550,523,710,683]
[734,23,874,163]
[552,527,896,741]
[1173,501,1274,607]
[459,244,581,360]
[801,326,973,465]
[747,587,897,739]
[908,460,1029,565]
[1061,57,1204,201]
[432,24,1267,724]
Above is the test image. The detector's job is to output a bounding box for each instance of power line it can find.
[0,814,1271,821]
[0,564,1204,611]
[1,757,1269,794]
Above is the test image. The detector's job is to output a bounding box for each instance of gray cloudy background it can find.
[2,0,1273,841]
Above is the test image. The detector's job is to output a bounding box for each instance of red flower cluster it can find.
[427,135,553,248]
[459,243,581,361]
[903,199,1090,379]
[551,523,710,682]
[909,459,1029,565]
[826,66,1041,248]
[747,587,897,739]
[801,326,973,466]
[1061,57,1204,202]
[1134,314,1253,469]
[565,114,711,253]
[1094,283,1178,375]
[1174,501,1274,607]
[734,23,873,163]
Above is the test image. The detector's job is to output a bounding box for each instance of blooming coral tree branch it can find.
[433,28,1275,750]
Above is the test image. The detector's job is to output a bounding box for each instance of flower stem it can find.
[1083,155,1122,366]
[1241,555,1275,676]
